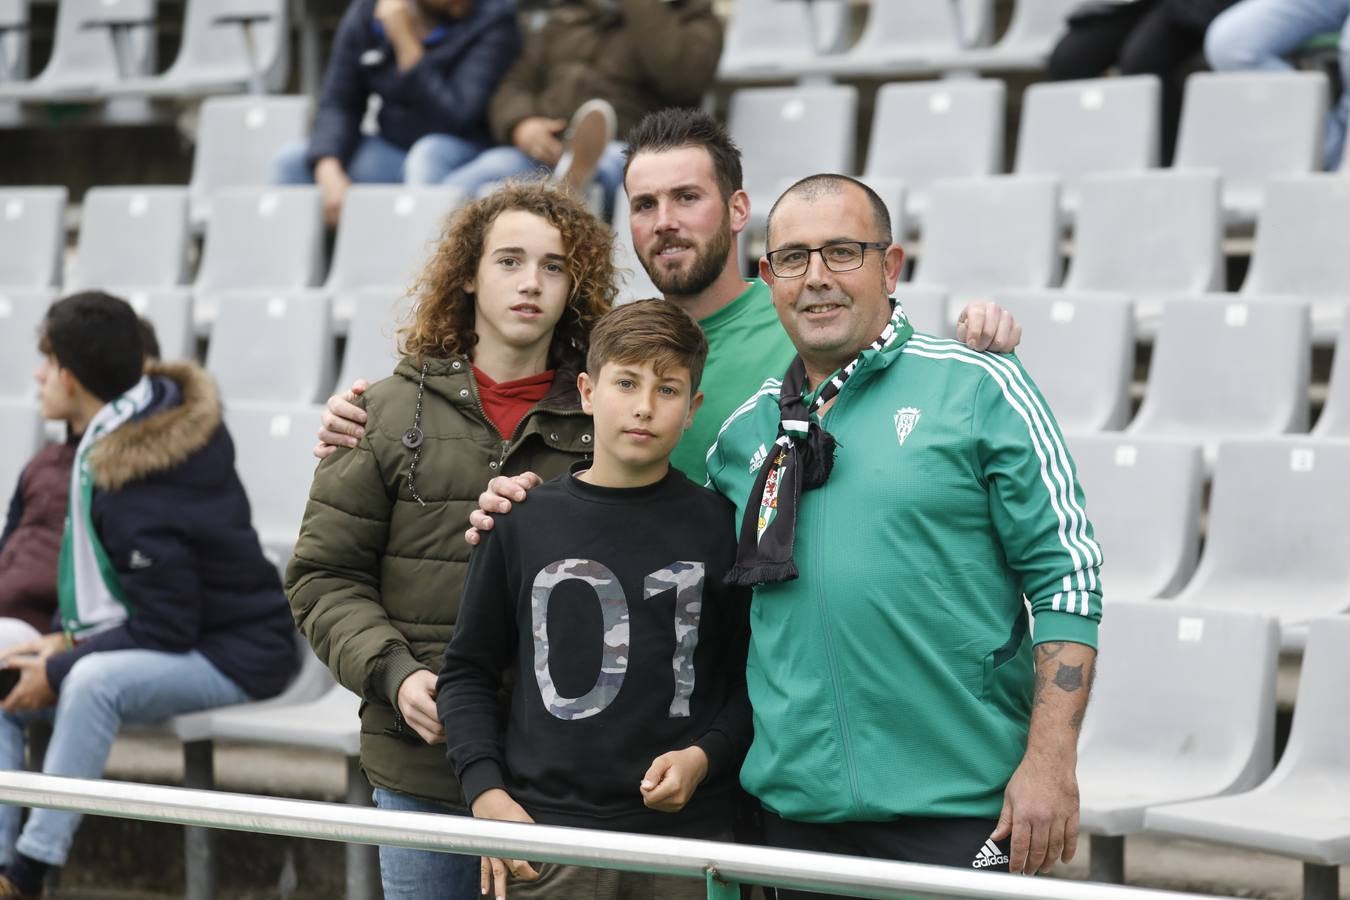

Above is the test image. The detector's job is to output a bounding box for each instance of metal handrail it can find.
[0,772,1235,900]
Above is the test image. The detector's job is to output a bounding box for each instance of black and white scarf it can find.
[727,304,912,586]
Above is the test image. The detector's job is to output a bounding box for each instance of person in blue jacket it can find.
[0,292,299,899]
[273,0,522,225]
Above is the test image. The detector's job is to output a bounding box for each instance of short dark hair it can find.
[766,174,893,247]
[586,299,709,394]
[622,108,744,201]
[137,316,161,363]
[40,292,145,402]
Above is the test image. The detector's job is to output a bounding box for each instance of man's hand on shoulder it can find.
[956,301,1022,353]
[470,788,539,899]
[464,473,543,546]
[640,745,709,812]
[314,379,370,460]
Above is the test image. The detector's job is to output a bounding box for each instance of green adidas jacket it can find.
[706,317,1103,823]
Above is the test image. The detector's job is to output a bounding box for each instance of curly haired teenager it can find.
[285,182,615,900]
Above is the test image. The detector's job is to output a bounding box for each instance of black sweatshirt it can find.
[437,463,752,837]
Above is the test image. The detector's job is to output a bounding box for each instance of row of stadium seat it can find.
[719,0,1079,82]
[1078,602,1349,899]
[0,0,289,120]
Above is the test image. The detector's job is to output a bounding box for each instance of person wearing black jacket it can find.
[273,0,522,225]
[0,292,298,899]
[438,300,751,900]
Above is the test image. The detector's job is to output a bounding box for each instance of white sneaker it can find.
[552,98,618,198]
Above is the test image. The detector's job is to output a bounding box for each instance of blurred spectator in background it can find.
[273,0,522,226]
[0,293,298,900]
[0,320,160,653]
[438,0,722,213]
[1206,0,1350,170]
[1048,0,1241,163]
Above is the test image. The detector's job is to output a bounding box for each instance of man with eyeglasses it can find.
[704,174,1101,893]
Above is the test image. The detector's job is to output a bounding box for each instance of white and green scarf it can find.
[57,375,155,638]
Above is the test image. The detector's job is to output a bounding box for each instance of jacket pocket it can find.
[982,606,1030,702]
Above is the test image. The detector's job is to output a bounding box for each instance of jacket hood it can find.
[87,362,222,491]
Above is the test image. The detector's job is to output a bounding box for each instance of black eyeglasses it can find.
[765,241,890,278]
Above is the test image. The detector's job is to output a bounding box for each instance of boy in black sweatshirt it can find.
[437,299,751,900]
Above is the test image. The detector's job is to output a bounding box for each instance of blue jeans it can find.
[1205,0,1350,169]
[272,133,487,185]
[0,649,251,866]
[371,787,478,900]
[440,140,629,211]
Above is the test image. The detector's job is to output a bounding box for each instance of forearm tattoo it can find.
[1033,641,1096,732]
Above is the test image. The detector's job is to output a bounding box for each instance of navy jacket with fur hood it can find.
[306,0,522,168]
[43,362,299,700]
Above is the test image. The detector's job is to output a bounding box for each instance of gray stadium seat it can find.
[729,85,859,211]
[855,176,907,242]
[1077,601,1279,884]
[124,288,195,362]
[1145,616,1350,900]
[861,79,1004,228]
[998,292,1134,432]
[1014,76,1162,211]
[222,402,323,566]
[0,0,154,101]
[71,187,190,290]
[1064,171,1224,329]
[206,292,333,404]
[1240,175,1350,341]
[0,0,29,84]
[335,288,412,393]
[0,187,65,288]
[1172,72,1329,224]
[908,175,1062,303]
[188,95,313,226]
[325,186,461,327]
[716,0,849,81]
[1064,434,1203,599]
[0,400,43,502]
[1314,315,1350,436]
[1130,300,1310,456]
[193,186,324,329]
[933,0,1078,71]
[801,0,992,78]
[0,288,55,399]
[1170,439,1350,647]
[611,188,661,307]
[103,0,289,98]
[890,286,950,337]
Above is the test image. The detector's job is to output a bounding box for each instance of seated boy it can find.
[437,299,750,900]
[0,292,299,899]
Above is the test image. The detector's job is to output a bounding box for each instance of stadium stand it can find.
[0,400,43,505]
[221,402,324,567]
[0,288,56,399]
[1077,601,1280,884]
[796,0,993,79]
[1062,170,1224,330]
[930,0,1078,73]
[188,95,314,226]
[1169,438,1350,648]
[0,187,65,288]
[102,0,291,98]
[1129,299,1310,457]
[0,0,155,102]
[334,288,412,391]
[1314,316,1350,436]
[1064,434,1203,599]
[906,175,1062,305]
[205,292,334,405]
[192,186,325,330]
[124,289,195,362]
[998,292,1134,432]
[1145,615,1350,900]
[1013,76,1162,212]
[1172,71,1330,225]
[1237,174,1350,342]
[890,286,949,337]
[611,187,662,307]
[69,187,191,290]
[0,0,28,85]
[715,0,850,82]
[323,186,463,329]
[861,79,1004,228]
